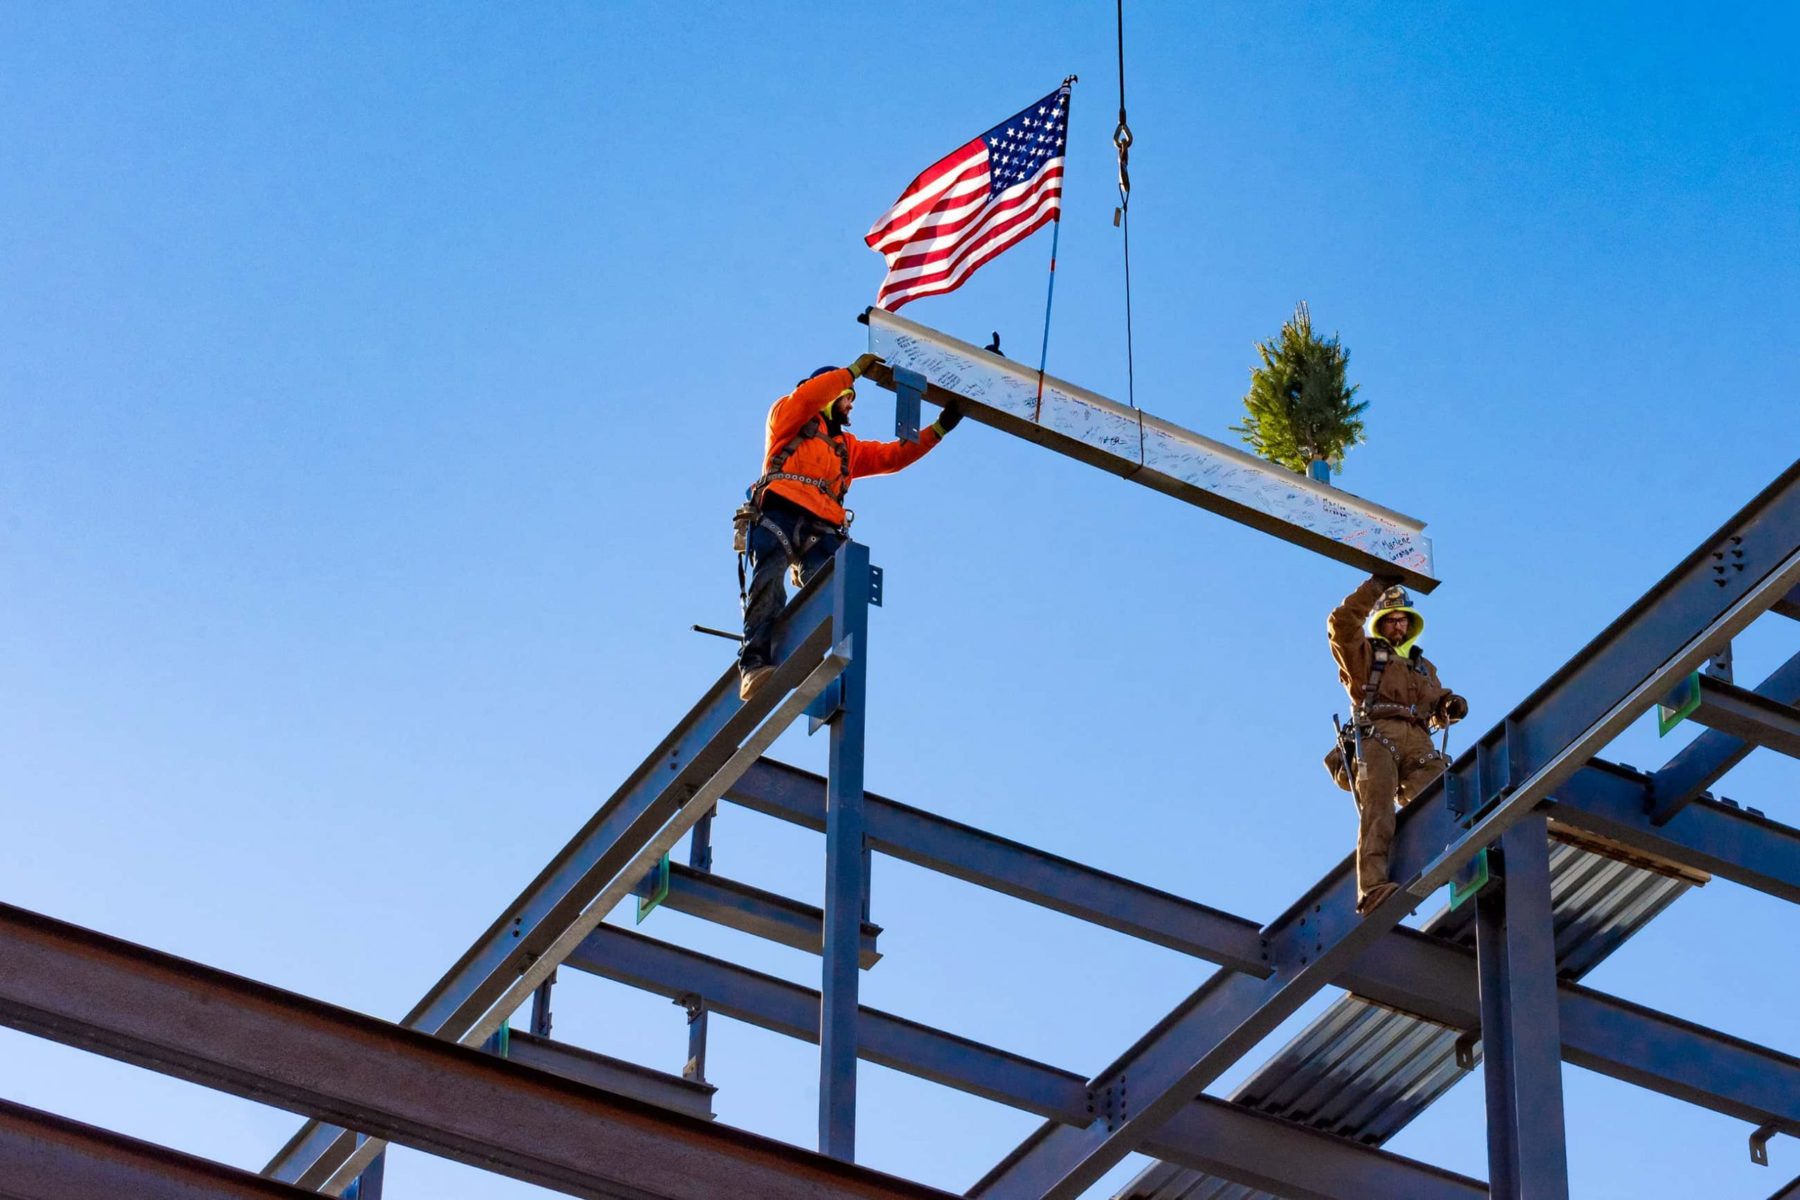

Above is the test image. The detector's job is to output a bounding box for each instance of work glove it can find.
[1437,694,1469,724]
[931,401,964,435]
[847,353,881,380]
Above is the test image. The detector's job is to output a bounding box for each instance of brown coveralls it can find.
[1328,576,1458,905]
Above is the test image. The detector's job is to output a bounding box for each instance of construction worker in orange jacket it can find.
[737,354,961,699]
[1328,575,1469,913]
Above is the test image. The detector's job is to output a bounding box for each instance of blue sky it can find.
[3,3,1796,1196]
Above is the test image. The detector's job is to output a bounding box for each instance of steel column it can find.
[0,903,954,1200]
[345,1147,384,1200]
[972,462,1800,1200]
[1475,814,1570,1199]
[820,540,873,1159]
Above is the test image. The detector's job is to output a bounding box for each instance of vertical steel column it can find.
[1475,812,1570,1200]
[818,540,872,1160]
[347,1143,385,1200]
[529,970,555,1038]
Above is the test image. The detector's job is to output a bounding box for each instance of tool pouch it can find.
[1323,742,1353,792]
[732,502,757,554]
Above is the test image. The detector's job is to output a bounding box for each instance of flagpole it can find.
[1034,76,1076,424]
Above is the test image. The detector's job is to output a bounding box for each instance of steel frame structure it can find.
[1,448,1795,1198]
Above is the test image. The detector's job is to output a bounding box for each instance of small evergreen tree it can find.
[1230,301,1367,475]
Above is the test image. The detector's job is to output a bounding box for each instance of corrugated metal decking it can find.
[1115,842,1694,1199]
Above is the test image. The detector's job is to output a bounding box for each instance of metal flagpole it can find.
[1034,76,1076,424]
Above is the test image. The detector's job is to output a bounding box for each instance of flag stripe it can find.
[864,84,1070,312]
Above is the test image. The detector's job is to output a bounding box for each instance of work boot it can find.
[1356,881,1401,916]
[738,664,775,701]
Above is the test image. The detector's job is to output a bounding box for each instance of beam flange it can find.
[726,759,1271,977]
[1676,674,1800,758]
[0,903,955,1200]
[861,306,1438,589]
[0,1097,320,1200]
[645,860,882,968]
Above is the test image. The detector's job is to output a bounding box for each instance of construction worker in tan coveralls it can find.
[1329,575,1469,913]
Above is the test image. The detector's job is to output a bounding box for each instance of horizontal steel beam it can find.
[725,759,1271,977]
[1547,761,1800,904]
[730,756,1797,1132]
[0,902,954,1200]
[1649,651,1800,823]
[973,460,1800,1199]
[642,860,881,968]
[566,926,1485,1200]
[1678,673,1800,758]
[266,568,847,1189]
[500,1029,715,1121]
[0,1096,319,1200]
[861,307,1439,590]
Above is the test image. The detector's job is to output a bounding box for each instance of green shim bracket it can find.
[1449,847,1492,911]
[636,852,671,924]
[1657,671,1702,735]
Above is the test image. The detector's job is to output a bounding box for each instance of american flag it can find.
[865,84,1070,312]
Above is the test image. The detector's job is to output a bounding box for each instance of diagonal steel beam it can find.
[0,1096,320,1200]
[971,460,1800,1199]
[564,926,1486,1200]
[861,307,1438,590]
[725,759,1271,976]
[1773,583,1800,621]
[266,566,849,1190]
[0,902,955,1200]
[1649,650,1800,823]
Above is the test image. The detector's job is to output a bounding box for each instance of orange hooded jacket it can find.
[757,367,942,526]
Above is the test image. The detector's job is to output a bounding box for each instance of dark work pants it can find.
[740,496,844,671]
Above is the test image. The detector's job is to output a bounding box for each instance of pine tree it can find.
[1230,301,1368,476]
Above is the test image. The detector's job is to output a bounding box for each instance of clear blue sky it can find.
[3,3,1796,1197]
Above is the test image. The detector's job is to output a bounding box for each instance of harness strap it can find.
[753,413,851,505]
[1352,644,1392,725]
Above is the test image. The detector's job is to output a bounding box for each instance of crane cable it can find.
[1112,0,1145,470]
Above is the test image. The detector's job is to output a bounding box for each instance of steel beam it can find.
[0,903,955,1200]
[1547,761,1800,904]
[1475,816,1570,1199]
[726,759,1271,977]
[820,540,874,1159]
[265,566,849,1189]
[1773,583,1800,621]
[728,757,1800,1131]
[972,460,1800,1199]
[1648,651,1800,824]
[644,860,882,967]
[862,307,1439,590]
[1676,673,1800,758]
[564,927,1486,1200]
[1767,1173,1800,1200]
[501,1029,716,1121]
[0,1096,320,1200]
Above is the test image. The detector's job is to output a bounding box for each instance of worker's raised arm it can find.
[1327,574,1388,683]
[767,368,855,449]
[846,399,960,478]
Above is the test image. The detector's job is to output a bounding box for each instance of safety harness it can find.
[734,412,855,604]
[1331,640,1448,791]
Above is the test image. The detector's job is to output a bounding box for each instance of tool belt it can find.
[1356,701,1433,727]
[733,494,852,602]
